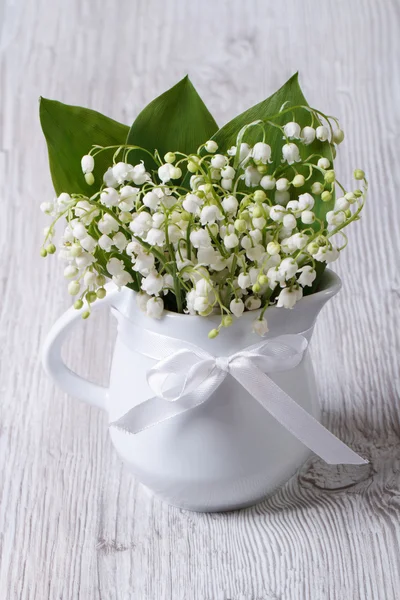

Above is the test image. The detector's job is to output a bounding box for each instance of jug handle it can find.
[42,283,122,410]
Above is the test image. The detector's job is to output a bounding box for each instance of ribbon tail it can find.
[110,394,192,434]
[231,361,368,465]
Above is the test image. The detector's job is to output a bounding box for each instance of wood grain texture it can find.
[1,0,399,598]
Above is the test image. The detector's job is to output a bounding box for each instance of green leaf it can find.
[126,76,218,171]
[40,98,129,196]
[209,73,334,220]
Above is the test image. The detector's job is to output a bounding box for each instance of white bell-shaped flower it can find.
[298,193,315,211]
[130,163,150,185]
[244,166,262,187]
[98,213,119,235]
[253,318,269,336]
[276,178,290,192]
[190,228,212,248]
[146,227,166,247]
[277,287,298,309]
[300,126,316,145]
[282,143,301,165]
[103,167,118,188]
[141,271,164,296]
[81,154,94,174]
[222,195,238,215]
[297,266,316,287]
[210,154,228,169]
[279,257,298,279]
[146,297,164,319]
[200,205,223,225]
[221,165,235,180]
[107,257,125,276]
[100,187,119,207]
[224,233,239,249]
[183,193,203,214]
[252,142,272,164]
[245,296,261,311]
[228,143,251,163]
[260,175,276,190]
[283,122,301,139]
[316,126,329,142]
[230,298,244,318]
[130,211,152,236]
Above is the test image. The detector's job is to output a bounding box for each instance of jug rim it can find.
[119,268,341,324]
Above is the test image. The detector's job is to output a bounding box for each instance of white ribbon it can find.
[110,325,367,465]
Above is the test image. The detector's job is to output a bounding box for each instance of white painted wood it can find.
[1,0,399,598]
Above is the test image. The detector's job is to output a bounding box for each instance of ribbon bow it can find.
[111,325,367,465]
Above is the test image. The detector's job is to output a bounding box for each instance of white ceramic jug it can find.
[42,269,341,512]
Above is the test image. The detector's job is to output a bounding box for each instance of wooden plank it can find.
[0,0,399,598]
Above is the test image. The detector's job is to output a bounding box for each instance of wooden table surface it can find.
[1,0,399,598]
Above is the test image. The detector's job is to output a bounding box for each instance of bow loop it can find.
[147,348,216,402]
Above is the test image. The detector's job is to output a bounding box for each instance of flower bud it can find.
[68,281,80,296]
[234,219,247,233]
[292,174,305,188]
[187,161,199,173]
[222,315,233,327]
[252,205,263,218]
[40,248,47,257]
[46,243,56,254]
[253,190,266,202]
[332,129,345,144]
[258,274,268,285]
[208,328,219,339]
[74,299,83,310]
[97,288,107,299]
[311,182,324,195]
[267,241,280,255]
[170,166,182,179]
[354,169,365,180]
[86,291,97,303]
[252,283,261,293]
[321,191,332,202]
[96,274,106,286]
[164,152,176,163]
[82,311,90,320]
[84,172,95,185]
[345,192,357,204]
[257,165,268,174]
[307,242,319,255]
[324,170,335,184]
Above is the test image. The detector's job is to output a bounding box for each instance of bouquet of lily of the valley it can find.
[40,73,366,338]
